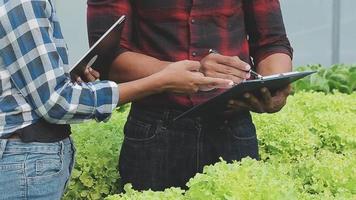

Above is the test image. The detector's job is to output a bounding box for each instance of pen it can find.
[208,49,263,79]
[249,69,263,80]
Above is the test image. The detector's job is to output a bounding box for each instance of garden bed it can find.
[63,65,356,200]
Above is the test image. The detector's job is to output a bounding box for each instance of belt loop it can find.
[160,110,168,128]
[0,139,8,159]
[163,110,170,121]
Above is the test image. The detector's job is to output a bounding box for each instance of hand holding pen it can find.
[208,49,263,80]
[199,49,249,84]
[197,49,252,91]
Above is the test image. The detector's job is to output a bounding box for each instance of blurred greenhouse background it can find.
[54,0,356,67]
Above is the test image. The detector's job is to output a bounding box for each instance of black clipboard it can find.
[70,15,126,80]
[173,71,316,121]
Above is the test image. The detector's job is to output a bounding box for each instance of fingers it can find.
[282,84,292,96]
[220,63,250,79]
[260,87,272,104]
[72,74,83,84]
[206,63,250,80]
[260,86,290,113]
[226,86,291,114]
[83,68,96,82]
[201,54,250,83]
[225,100,249,115]
[268,96,286,113]
[273,84,292,97]
[83,67,100,82]
[269,87,290,113]
[260,87,281,113]
[227,99,249,110]
[212,53,250,71]
[243,93,265,113]
[88,67,100,79]
[206,72,246,84]
[271,85,291,112]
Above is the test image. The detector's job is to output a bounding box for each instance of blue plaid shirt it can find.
[0,0,119,137]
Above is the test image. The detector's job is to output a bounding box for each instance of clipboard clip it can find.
[249,70,263,80]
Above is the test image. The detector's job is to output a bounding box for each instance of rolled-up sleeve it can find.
[0,0,119,124]
[243,0,293,65]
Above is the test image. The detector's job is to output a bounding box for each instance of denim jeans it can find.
[0,137,75,200]
[119,104,258,191]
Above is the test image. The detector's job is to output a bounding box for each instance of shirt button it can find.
[191,19,195,24]
[192,52,197,57]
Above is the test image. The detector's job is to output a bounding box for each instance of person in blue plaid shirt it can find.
[0,0,232,199]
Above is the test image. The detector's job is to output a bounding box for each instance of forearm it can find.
[256,53,292,76]
[109,51,171,82]
[117,72,167,105]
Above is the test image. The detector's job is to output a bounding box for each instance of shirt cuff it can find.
[92,81,119,122]
[253,44,294,65]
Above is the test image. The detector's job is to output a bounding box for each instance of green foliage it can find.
[185,159,299,200]
[59,91,355,200]
[63,107,129,200]
[105,185,185,200]
[106,153,355,200]
[255,92,356,160]
[294,64,356,94]
[104,92,356,200]
[290,150,356,199]
[106,158,300,200]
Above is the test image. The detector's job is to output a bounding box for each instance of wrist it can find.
[148,71,170,93]
[159,60,172,69]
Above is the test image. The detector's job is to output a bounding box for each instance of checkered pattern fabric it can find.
[0,0,119,137]
[87,0,293,107]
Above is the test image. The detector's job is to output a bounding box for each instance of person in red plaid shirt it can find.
[87,0,293,190]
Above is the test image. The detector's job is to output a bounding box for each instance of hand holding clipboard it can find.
[190,49,306,116]
[174,68,315,121]
[70,15,126,81]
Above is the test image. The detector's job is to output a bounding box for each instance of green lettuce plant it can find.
[63,92,355,200]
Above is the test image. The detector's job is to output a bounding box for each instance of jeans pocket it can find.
[119,121,167,190]
[225,116,259,160]
[25,142,73,199]
[35,158,62,177]
[124,117,157,142]
[227,113,257,140]
[26,151,64,180]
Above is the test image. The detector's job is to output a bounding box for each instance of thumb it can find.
[183,60,201,71]
[198,77,234,88]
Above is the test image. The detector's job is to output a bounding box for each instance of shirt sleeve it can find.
[243,0,293,65]
[0,0,119,124]
[87,0,136,52]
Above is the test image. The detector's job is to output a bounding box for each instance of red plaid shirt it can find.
[87,0,293,108]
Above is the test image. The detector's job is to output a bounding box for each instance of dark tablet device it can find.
[69,15,126,79]
[173,71,316,121]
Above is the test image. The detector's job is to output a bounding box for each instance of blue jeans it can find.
[119,104,259,191]
[0,137,75,200]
